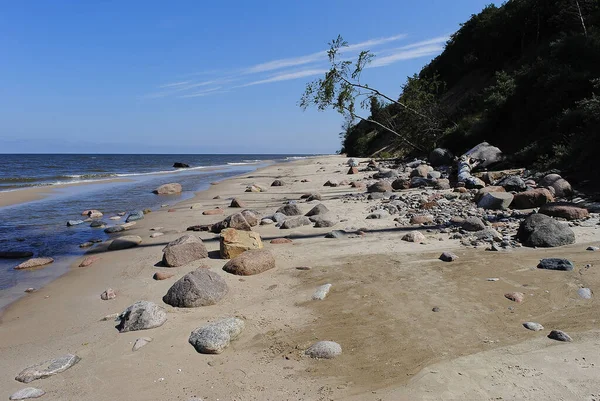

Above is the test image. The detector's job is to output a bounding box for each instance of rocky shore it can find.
[1,154,600,401]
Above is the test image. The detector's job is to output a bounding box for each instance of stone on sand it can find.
[517,213,575,248]
[15,257,54,270]
[15,354,81,383]
[276,204,302,216]
[305,203,329,216]
[477,192,514,210]
[462,217,486,232]
[153,183,182,195]
[548,330,572,342]
[367,180,392,193]
[402,231,425,243]
[153,271,174,280]
[271,179,285,186]
[310,214,339,228]
[116,301,167,333]
[188,317,245,354]
[219,228,263,259]
[132,337,153,351]
[100,288,116,300]
[223,249,275,276]
[203,209,224,216]
[439,252,458,262]
[523,322,544,331]
[505,292,524,303]
[312,284,332,300]
[578,288,592,299]
[230,198,246,208]
[537,258,574,271]
[281,216,312,229]
[305,341,342,359]
[79,256,99,267]
[162,235,208,267]
[163,268,228,307]
[9,387,45,400]
[108,235,142,251]
[270,238,292,244]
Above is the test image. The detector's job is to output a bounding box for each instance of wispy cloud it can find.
[145,33,447,99]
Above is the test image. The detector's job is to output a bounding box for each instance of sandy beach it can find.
[1,155,599,401]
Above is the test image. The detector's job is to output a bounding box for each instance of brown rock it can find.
[539,202,589,220]
[401,231,426,242]
[162,235,208,267]
[347,166,359,174]
[271,180,285,186]
[505,292,524,303]
[79,256,99,267]
[241,210,260,227]
[410,164,431,178]
[153,183,182,195]
[270,238,292,244]
[153,271,175,280]
[223,249,275,276]
[351,181,366,188]
[392,178,410,190]
[15,257,54,270]
[203,209,224,215]
[168,209,176,212]
[410,215,434,225]
[367,180,392,193]
[100,288,116,300]
[454,187,468,193]
[220,228,264,259]
[511,188,554,209]
[475,186,505,202]
[230,198,246,208]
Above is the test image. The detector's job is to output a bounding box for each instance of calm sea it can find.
[0,154,312,309]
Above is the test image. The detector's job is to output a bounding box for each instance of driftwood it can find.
[458,142,503,188]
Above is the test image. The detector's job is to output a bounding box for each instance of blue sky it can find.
[0,0,498,154]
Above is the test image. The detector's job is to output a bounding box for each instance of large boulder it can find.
[429,148,454,167]
[367,180,392,193]
[188,317,245,354]
[539,202,589,220]
[511,188,554,209]
[116,301,167,332]
[517,213,576,248]
[539,174,573,198]
[223,249,275,276]
[280,216,312,229]
[162,235,208,267]
[477,192,514,210]
[220,228,263,259]
[211,212,253,233]
[15,354,81,383]
[108,235,142,251]
[153,183,182,195]
[276,204,302,216]
[464,142,503,168]
[163,268,228,307]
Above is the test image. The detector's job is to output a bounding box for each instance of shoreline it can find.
[1,154,600,400]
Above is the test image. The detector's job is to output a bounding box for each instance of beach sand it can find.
[1,155,599,401]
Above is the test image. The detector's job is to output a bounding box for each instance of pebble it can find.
[79,242,94,248]
[296,266,311,270]
[132,337,153,351]
[312,284,332,300]
[150,227,164,231]
[548,330,572,342]
[504,292,524,303]
[587,246,599,251]
[150,232,164,238]
[100,288,116,300]
[9,387,45,400]
[24,288,35,293]
[305,341,342,359]
[523,322,544,331]
[109,216,121,220]
[487,278,500,281]
[153,271,175,280]
[578,287,592,299]
[432,307,440,312]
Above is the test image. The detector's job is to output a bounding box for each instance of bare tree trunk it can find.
[574,0,588,37]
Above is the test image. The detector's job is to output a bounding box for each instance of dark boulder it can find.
[173,162,190,168]
[517,213,575,248]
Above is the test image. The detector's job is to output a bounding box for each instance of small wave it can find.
[285,156,310,160]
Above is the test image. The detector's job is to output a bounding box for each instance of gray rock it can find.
[498,175,527,192]
[410,165,431,178]
[108,235,142,251]
[373,169,399,179]
[117,301,167,332]
[347,158,358,167]
[306,193,323,201]
[325,230,346,239]
[462,217,486,232]
[90,220,106,228]
[66,220,84,226]
[439,252,458,262]
[523,322,544,331]
[271,179,285,186]
[271,212,288,224]
[410,177,435,188]
[104,225,125,234]
[126,210,144,222]
[277,204,302,216]
[427,171,442,180]
[310,214,339,228]
[9,388,45,400]
[312,284,332,300]
[15,354,81,383]
[366,210,389,219]
[477,192,514,210]
[305,341,342,359]
[587,246,599,251]
[260,218,274,225]
[517,213,575,248]
[367,180,393,193]
[472,228,502,242]
[429,148,453,166]
[578,288,592,299]
[463,142,503,168]
[281,216,312,229]
[163,268,228,307]
[548,330,572,342]
[188,317,245,354]
[162,235,208,267]
[402,231,425,242]
[132,337,153,351]
[537,258,574,271]
[305,203,329,216]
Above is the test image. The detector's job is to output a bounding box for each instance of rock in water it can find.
[402,231,425,243]
[163,268,228,307]
[537,258,574,271]
[277,204,302,216]
[153,183,182,195]
[548,330,572,342]
[89,220,106,228]
[15,354,81,383]
[116,301,167,332]
[9,387,45,400]
[108,235,142,251]
[280,216,312,229]
[312,284,332,300]
[305,341,342,359]
[517,213,575,248]
[305,203,329,216]
[219,228,263,259]
[126,211,144,222]
[173,162,190,168]
[523,322,544,331]
[132,337,153,351]
[439,252,458,262]
[539,202,590,220]
[66,220,84,226]
[162,235,208,267]
[104,225,125,234]
[477,192,514,210]
[222,249,275,276]
[188,317,245,354]
[14,257,54,270]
